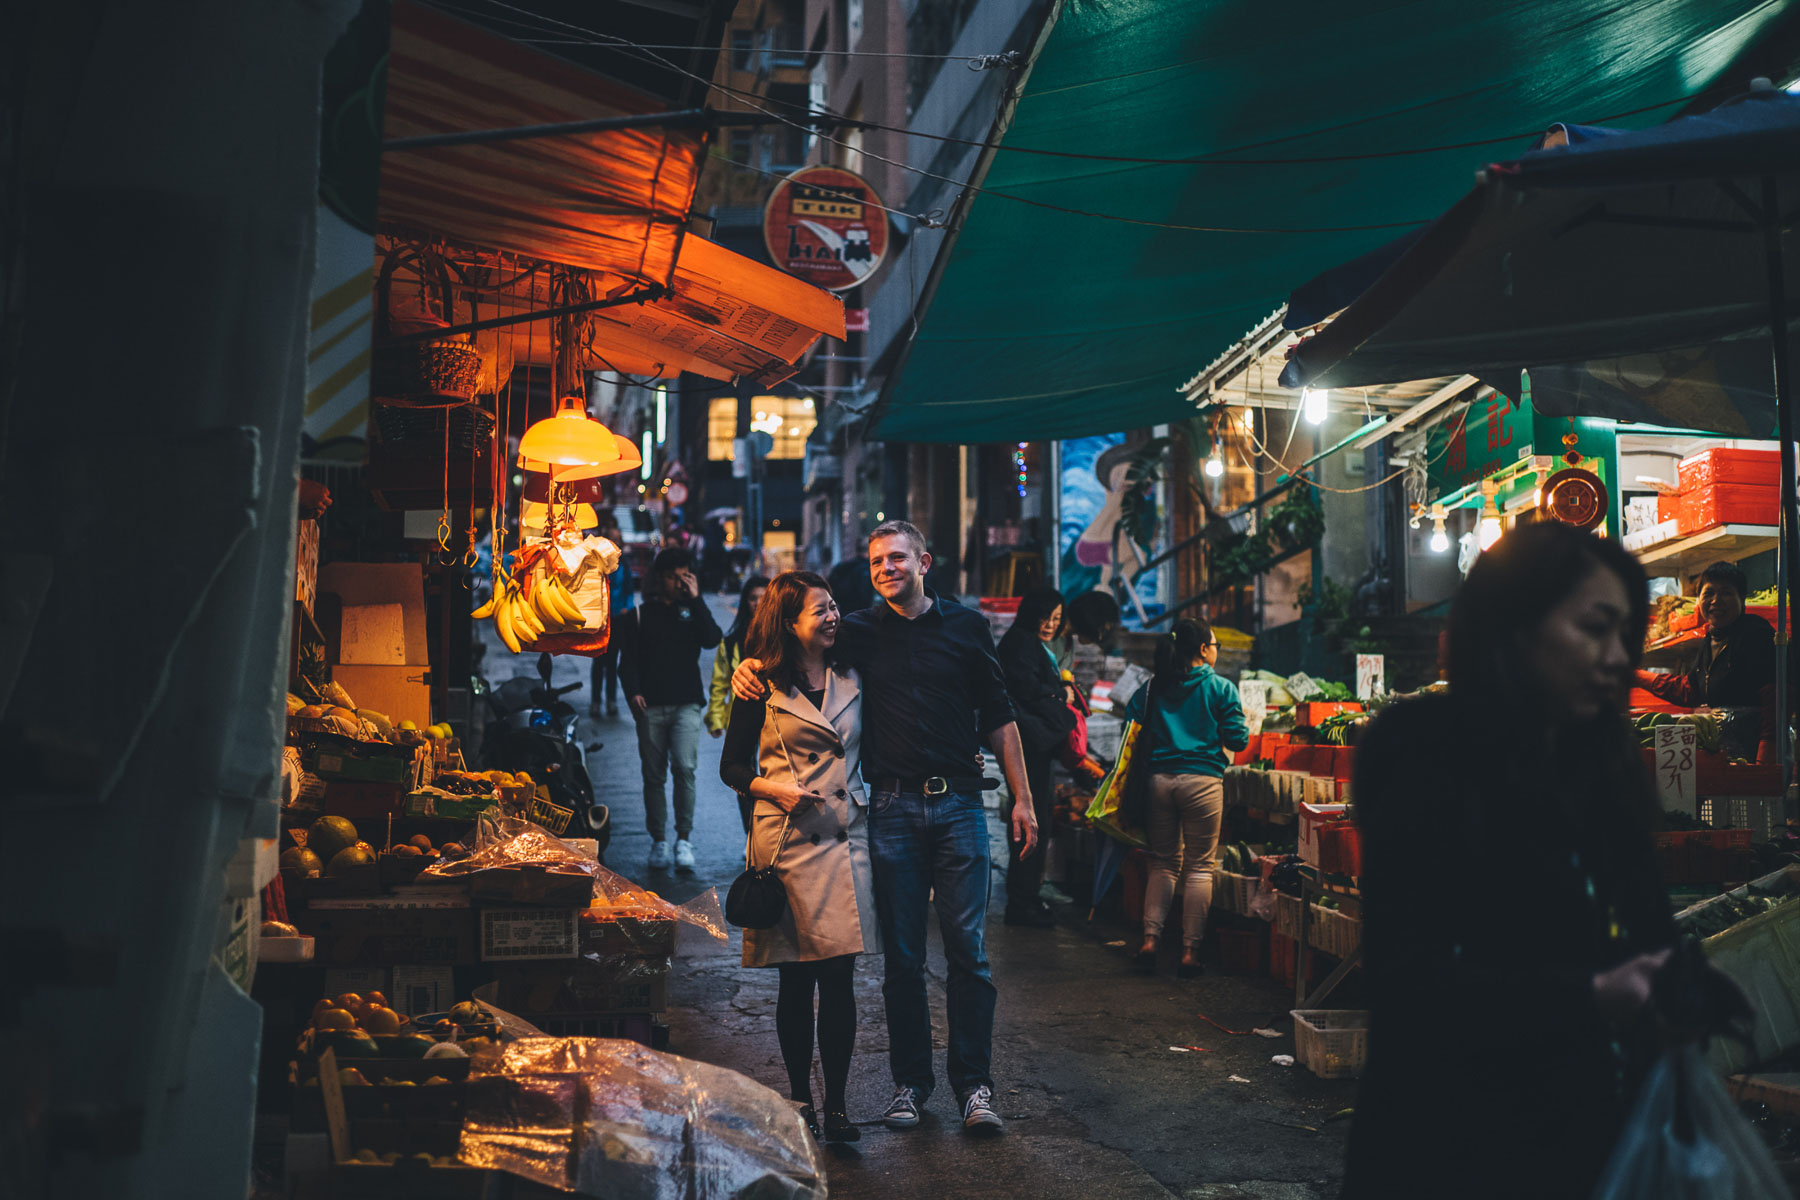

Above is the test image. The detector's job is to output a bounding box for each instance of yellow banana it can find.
[513,588,545,639]
[471,590,498,620]
[530,584,567,632]
[493,592,523,653]
[546,576,585,626]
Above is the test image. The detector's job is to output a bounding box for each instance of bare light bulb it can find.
[1204,452,1224,478]
[1477,498,1503,551]
[1301,387,1327,425]
[1429,519,1450,554]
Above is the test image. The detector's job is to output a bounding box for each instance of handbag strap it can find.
[745,692,808,872]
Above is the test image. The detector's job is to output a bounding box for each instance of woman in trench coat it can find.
[719,570,880,1143]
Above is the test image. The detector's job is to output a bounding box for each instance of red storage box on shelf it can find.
[1315,822,1363,876]
[1677,448,1782,493]
[1273,744,1321,774]
[1654,829,1755,883]
[1298,802,1351,866]
[1656,491,1682,524]
[1323,746,1356,781]
[1677,484,1779,535]
[1296,701,1361,727]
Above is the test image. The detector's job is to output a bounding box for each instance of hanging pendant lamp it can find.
[519,432,641,480]
[519,394,622,468]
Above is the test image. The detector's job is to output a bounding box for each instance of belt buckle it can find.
[923,776,949,796]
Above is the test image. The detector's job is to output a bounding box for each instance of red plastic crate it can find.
[1296,701,1361,727]
[1657,491,1682,524]
[1273,744,1319,773]
[1328,746,1357,781]
[1316,822,1363,876]
[1677,483,1779,535]
[1677,448,1783,492]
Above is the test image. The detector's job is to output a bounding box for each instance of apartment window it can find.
[731,29,755,71]
[728,128,753,165]
[708,395,816,460]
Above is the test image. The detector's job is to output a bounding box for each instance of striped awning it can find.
[380,0,705,288]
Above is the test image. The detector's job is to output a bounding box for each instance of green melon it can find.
[308,815,359,865]
[326,845,377,877]
[279,846,324,877]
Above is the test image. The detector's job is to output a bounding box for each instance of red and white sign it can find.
[762,166,888,292]
[844,307,870,333]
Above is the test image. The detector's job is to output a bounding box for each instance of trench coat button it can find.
[836,829,848,842]
[808,752,819,763]
[810,833,822,845]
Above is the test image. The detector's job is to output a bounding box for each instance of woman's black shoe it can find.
[822,1109,861,1142]
[1132,945,1158,973]
[798,1104,821,1139]
[1177,960,1204,979]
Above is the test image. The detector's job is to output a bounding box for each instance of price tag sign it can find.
[1238,679,1268,737]
[1355,654,1385,701]
[1654,723,1699,815]
[1285,672,1323,702]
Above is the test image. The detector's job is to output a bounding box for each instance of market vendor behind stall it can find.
[1636,561,1775,759]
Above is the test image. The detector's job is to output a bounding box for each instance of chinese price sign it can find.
[1355,654,1385,701]
[1654,723,1698,816]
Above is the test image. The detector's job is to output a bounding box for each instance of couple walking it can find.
[720,520,1037,1142]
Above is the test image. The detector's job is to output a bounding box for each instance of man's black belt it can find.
[868,775,999,796]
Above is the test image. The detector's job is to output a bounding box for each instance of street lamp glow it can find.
[1301,387,1327,425]
[1204,451,1224,478]
[640,431,653,480]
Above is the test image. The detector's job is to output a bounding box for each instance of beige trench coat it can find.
[741,666,882,967]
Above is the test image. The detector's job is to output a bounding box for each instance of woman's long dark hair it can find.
[1447,522,1656,868]
[1154,618,1213,690]
[745,571,835,695]
[999,585,1066,652]
[1449,522,1649,710]
[724,574,768,652]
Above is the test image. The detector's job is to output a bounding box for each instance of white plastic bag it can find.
[1591,1045,1786,1200]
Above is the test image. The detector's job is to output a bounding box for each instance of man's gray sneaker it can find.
[960,1085,1003,1133]
[882,1086,923,1129]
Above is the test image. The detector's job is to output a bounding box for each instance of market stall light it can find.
[520,433,643,481]
[1204,448,1224,478]
[1429,508,1450,553]
[1301,387,1327,425]
[1016,442,1029,497]
[655,387,667,444]
[518,395,622,467]
[1477,494,1504,551]
[640,431,653,480]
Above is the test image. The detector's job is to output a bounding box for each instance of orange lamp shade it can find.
[519,434,641,480]
[518,398,621,467]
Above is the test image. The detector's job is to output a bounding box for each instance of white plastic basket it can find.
[1291,1009,1370,1079]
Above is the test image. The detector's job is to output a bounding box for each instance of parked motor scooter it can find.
[483,653,611,857]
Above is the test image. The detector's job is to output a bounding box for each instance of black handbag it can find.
[726,810,792,930]
[1119,681,1158,831]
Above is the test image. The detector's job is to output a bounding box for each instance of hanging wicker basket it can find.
[372,246,483,408]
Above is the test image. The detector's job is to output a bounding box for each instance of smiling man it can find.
[735,519,1036,1134]
[1637,560,1776,758]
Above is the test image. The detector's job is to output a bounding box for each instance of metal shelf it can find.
[1635,524,1780,574]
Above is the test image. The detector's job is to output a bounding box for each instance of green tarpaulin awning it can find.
[870,0,1798,443]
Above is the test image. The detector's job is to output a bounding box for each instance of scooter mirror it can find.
[537,652,553,686]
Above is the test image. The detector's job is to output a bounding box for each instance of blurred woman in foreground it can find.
[1345,523,1687,1198]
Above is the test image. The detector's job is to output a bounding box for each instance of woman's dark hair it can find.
[1093,430,1151,489]
[745,571,835,695]
[1007,585,1066,644]
[724,574,769,651]
[1154,618,1214,689]
[1448,522,1649,710]
[1067,589,1122,645]
[1698,560,1748,599]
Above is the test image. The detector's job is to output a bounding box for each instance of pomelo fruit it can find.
[280,847,324,877]
[327,845,377,877]
[308,816,359,865]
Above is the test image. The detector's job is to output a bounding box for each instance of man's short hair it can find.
[652,546,695,574]
[869,519,927,556]
[1698,560,1748,599]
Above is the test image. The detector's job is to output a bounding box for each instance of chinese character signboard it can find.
[762,166,889,292]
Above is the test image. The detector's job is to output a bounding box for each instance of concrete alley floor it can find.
[497,594,1358,1200]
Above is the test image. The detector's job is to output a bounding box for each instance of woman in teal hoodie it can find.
[1125,619,1249,976]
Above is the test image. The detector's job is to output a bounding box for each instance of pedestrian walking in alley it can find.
[588,514,634,719]
[617,547,721,873]
[1122,619,1247,977]
[719,571,880,1143]
[994,585,1076,928]
[1344,523,1743,1200]
[708,574,769,830]
[735,519,1037,1136]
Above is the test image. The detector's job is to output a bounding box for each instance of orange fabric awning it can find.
[381,0,704,289]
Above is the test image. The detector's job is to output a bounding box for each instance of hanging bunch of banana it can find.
[471,567,587,653]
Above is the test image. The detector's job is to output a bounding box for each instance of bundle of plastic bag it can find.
[1591,1044,1786,1200]
[421,814,726,940]
[460,1037,822,1199]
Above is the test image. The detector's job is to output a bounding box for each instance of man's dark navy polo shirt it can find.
[836,589,1017,781]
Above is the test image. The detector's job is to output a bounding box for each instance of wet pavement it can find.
[499,595,1358,1199]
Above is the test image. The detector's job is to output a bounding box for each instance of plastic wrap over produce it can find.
[422,815,727,940]
[461,1038,824,1199]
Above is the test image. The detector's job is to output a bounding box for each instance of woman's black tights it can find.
[774,955,856,1111]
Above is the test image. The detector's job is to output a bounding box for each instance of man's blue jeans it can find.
[868,789,995,1101]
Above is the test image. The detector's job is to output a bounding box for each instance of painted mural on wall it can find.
[1059,431,1166,629]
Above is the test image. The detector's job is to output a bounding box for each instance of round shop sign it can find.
[762,166,888,292]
